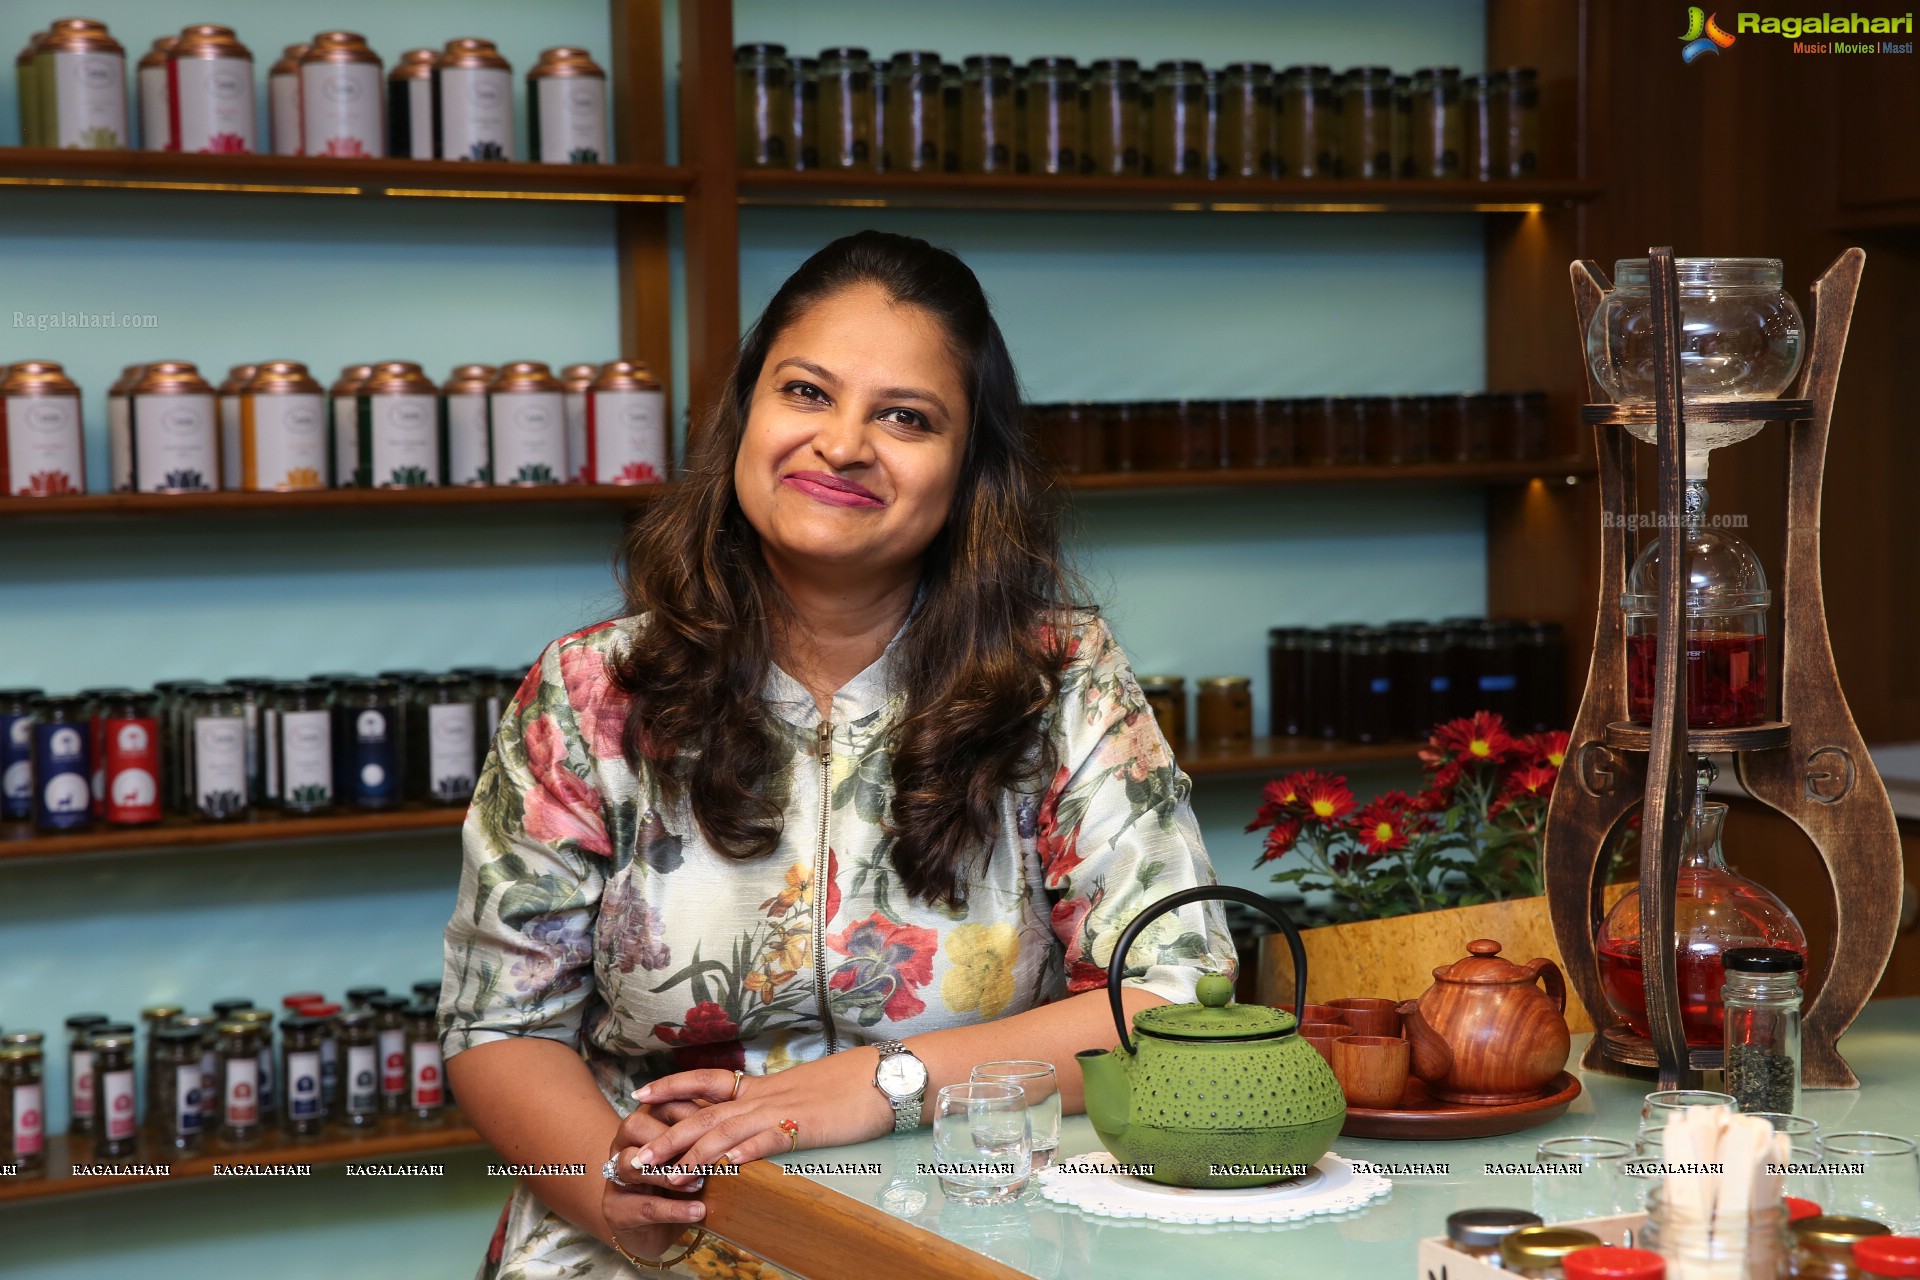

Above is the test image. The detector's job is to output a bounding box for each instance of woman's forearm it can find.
[446,1037,623,1238]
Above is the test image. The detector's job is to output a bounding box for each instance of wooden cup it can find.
[1332,1034,1411,1109]
[1328,997,1403,1039]
[1280,1002,1339,1025]
[1298,1021,1353,1068]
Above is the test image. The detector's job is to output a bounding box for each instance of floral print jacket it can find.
[440,613,1236,1278]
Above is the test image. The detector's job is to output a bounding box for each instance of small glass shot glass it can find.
[1533,1135,1635,1227]
[1639,1089,1736,1136]
[971,1060,1059,1169]
[1750,1113,1819,1141]
[1817,1130,1920,1232]
[932,1082,1032,1205]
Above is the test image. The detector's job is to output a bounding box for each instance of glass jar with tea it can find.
[733,43,790,168]
[1341,66,1394,179]
[1408,67,1464,178]
[1021,56,1079,176]
[959,54,1015,173]
[816,47,874,171]
[1150,60,1207,178]
[1277,65,1337,177]
[883,51,943,173]
[1084,58,1142,176]
[1216,63,1273,179]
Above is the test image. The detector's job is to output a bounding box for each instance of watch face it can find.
[876,1052,927,1098]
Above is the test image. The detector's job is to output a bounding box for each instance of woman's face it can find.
[735,282,970,586]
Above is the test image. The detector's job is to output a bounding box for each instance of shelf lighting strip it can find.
[0,176,685,203]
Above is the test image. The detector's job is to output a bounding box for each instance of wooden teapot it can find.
[1395,938,1571,1106]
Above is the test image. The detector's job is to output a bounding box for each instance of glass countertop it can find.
[764,999,1920,1279]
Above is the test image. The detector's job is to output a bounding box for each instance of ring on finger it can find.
[779,1117,800,1154]
[601,1155,627,1186]
[730,1069,745,1101]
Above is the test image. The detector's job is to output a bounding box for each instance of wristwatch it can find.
[871,1040,928,1132]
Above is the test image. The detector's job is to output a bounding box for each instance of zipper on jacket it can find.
[812,719,839,1054]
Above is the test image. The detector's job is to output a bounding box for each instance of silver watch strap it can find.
[873,1040,923,1131]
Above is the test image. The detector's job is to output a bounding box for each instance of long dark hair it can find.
[611,230,1087,908]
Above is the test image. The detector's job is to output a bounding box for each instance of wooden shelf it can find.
[0,805,464,862]
[0,148,691,204]
[736,170,1601,214]
[1833,199,1920,233]
[0,1112,484,1202]
[1177,736,1419,778]
[1064,457,1594,492]
[0,483,669,519]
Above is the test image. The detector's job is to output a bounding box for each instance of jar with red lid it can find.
[1856,1236,1920,1279]
[1562,1246,1664,1279]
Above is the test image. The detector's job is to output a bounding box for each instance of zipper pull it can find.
[816,720,831,761]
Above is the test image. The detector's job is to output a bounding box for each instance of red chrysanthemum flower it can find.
[1519,730,1570,771]
[1299,775,1355,823]
[1257,815,1303,865]
[1505,764,1559,799]
[1432,711,1517,766]
[1353,793,1412,856]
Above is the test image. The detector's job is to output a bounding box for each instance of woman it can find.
[442,230,1236,1277]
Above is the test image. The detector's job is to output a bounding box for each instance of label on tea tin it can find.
[244,392,328,491]
[444,393,490,484]
[589,388,667,484]
[172,55,255,154]
[439,66,513,161]
[301,61,383,158]
[103,715,161,825]
[4,394,84,496]
[536,76,608,163]
[1,712,31,819]
[12,1082,43,1155]
[366,393,440,488]
[565,390,590,483]
[490,391,567,484]
[132,393,217,492]
[35,718,90,829]
[174,1063,203,1135]
[138,63,170,150]
[108,395,134,492]
[223,1058,258,1126]
[219,393,243,491]
[286,1050,322,1120]
[192,714,247,818]
[52,50,128,149]
[70,1049,94,1119]
[427,703,476,801]
[378,1029,407,1097]
[270,70,301,156]
[410,1041,444,1109]
[280,709,332,807]
[102,1067,136,1141]
[347,1044,379,1113]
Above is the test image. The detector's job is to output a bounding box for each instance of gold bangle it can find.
[609,1225,707,1270]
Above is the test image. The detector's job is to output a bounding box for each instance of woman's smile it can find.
[780,469,886,508]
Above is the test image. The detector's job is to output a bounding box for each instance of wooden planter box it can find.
[1256,888,1631,1035]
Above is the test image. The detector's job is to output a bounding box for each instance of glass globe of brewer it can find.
[1621,523,1771,728]
[1586,258,1805,477]
[1595,801,1807,1047]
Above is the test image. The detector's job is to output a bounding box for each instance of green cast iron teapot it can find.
[1075,885,1346,1189]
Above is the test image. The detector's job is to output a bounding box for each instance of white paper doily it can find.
[1033,1150,1391,1225]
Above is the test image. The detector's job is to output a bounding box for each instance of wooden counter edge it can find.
[701,1160,1029,1280]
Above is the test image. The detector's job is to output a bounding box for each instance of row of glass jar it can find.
[0,666,527,833]
[0,982,448,1171]
[1028,392,1550,474]
[1269,619,1566,745]
[736,47,1542,180]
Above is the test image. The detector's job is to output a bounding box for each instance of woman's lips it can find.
[782,471,885,508]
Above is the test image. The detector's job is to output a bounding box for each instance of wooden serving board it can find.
[1339,1071,1582,1140]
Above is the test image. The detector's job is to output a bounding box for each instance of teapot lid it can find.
[1437,939,1537,984]
[1130,974,1296,1041]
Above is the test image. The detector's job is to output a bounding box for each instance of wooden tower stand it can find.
[1542,246,1902,1090]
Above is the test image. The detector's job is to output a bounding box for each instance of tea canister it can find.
[32,696,91,831]
[17,31,47,148]
[489,362,568,485]
[442,364,495,485]
[129,361,219,493]
[1,688,43,820]
[89,1030,138,1159]
[37,18,128,150]
[152,1026,204,1154]
[337,678,405,810]
[268,44,307,155]
[216,363,258,491]
[187,685,249,821]
[100,691,161,826]
[215,1021,262,1144]
[232,1009,278,1116]
[2,360,85,497]
[64,1014,109,1137]
[265,680,334,813]
[169,25,254,154]
[561,363,598,484]
[370,995,409,1114]
[439,38,513,161]
[105,364,145,492]
[1,1044,46,1170]
[386,49,436,159]
[281,1015,326,1135]
[338,1009,380,1127]
[528,47,609,164]
[76,686,131,818]
[240,361,328,491]
[358,361,440,488]
[329,363,374,487]
[136,35,177,151]
[587,359,667,484]
[301,32,384,159]
[410,674,478,805]
[404,1003,446,1123]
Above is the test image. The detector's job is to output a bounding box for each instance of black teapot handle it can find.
[1104,884,1309,1056]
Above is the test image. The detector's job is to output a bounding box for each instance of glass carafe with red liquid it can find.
[1595,797,1806,1046]
[1621,482,1770,728]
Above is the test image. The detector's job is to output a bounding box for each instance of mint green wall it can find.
[3,1,1486,1274]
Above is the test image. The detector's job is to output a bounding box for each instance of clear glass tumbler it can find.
[1639,1090,1736,1136]
[972,1061,1059,1168]
[1817,1131,1920,1232]
[1533,1136,1635,1226]
[932,1081,1032,1204]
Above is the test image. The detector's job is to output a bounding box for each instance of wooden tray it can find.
[1339,1071,1582,1140]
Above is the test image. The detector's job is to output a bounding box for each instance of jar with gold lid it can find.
[35,18,128,150]
[1499,1226,1606,1278]
[358,361,440,489]
[1786,1214,1894,1280]
[170,24,255,155]
[1195,676,1253,748]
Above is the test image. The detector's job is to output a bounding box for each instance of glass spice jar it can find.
[1341,66,1394,179]
[233,1008,277,1118]
[281,1015,326,1136]
[337,1009,380,1128]
[266,680,334,814]
[2,1043,47,1171]
[139,1004,182,1130]
[959,55,1015,173]
[789,55,818,169]
[1084,58,1141,176]
[169,1013,219,1130]
[816,47,874,171]
[296,1002,341,1110]
[372,995,409,1115]
[1137,676,1186,751]
[1789,1217,1894,1280]
[404,1003,445,1126]
[1408,67,1464,178]
[335,677,405,811]
[1150,60,1207,178]
[1501,1226,1607,1278]
[65,1013,109,1137]
[1341,628,1395,744]
[152,1025,205,1155]
[1277,65,1337,178]
[1216,63,1273,179]
[186,685,249,822]
[941,62,961,171]
[1464,72,1497,182]
[1391,74,1413,177]
[1195,677,1253,748]
[733,43,790,168]
[1267,628,1311,738]
[884,51,943,173]
[1447,1209,1545,1264]
[1497,68,1540,178]
[1431,392,1491,461]
[409,675,478,806]
[215,1021,263,1145]
[1021,56,1079,176]
[1722,947,1805,1116]
[1203,67,1222,179]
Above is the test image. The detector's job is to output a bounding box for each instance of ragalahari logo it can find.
[1681,7,1739,60]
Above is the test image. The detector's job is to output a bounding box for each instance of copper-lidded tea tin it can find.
[489,362,567,485]
[129,362,218,493]
[241,361,327,492]
[586,360,668,485]
[442,364,496,486]
[1,360,85,498]
[300,31,384,159]
[527,47,608,164]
